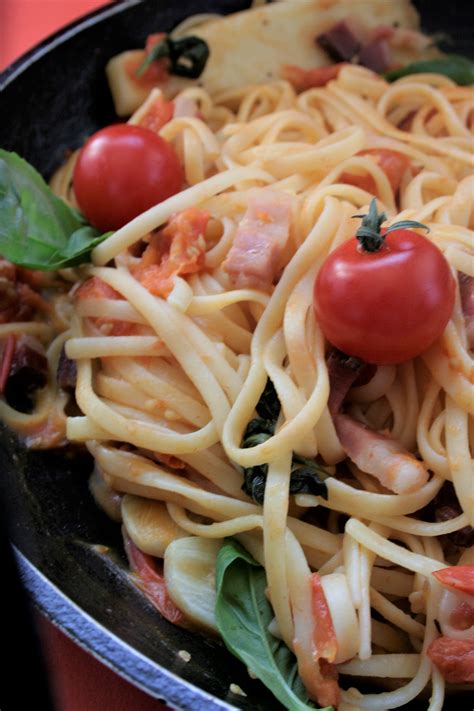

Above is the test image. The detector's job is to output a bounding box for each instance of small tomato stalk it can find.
[313,199,455,365]
[353,197,429,252]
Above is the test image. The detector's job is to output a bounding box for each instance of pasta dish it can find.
[0,1,472,709]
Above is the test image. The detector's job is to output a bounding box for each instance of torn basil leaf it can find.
[215,539,329,711]
[290,456,329,499]
[0,150,109,270]
[241,380,329,504]
[255,377,281,421]
[385,55,474,85]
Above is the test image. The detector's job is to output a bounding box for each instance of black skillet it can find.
[0,1,472,709]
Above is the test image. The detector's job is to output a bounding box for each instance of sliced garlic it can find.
[121,495,186,558]
[320,572,359,663]
[89,465,122,522]
[164,536,223,633]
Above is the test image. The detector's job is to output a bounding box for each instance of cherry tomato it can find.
[313,202,455,364]
[73,124,183,232]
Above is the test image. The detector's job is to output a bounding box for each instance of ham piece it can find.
[326,349,429,494]
[334,414,429,494]
[316,20,360,62]
[358,38,392,73]
[223,189,293,290]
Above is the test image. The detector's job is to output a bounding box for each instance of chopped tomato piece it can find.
[311,573,338,663]
[433,565,474,596]
[75,277,139,335]
[293,573,340,708]
[340,148,411,195]
[125,33,169,90]
[126,55,169,90]
[281,63,345,91]
[75,276,124,302]
[137,95,174,133]
[145,33,166,54]
[134,208,208,297]
[123,531,184,625]
[294,636,340,709]
[427,637,474,683]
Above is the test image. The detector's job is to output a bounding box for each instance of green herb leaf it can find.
[215,539,330,711]
[354,198,429,253]
[290,456,329,499]
[241,380,330,504]
[0,150,109,270]
[242,466,267,506]
[255,378,281,421]
[384,55,474,85]
[136,35,210,79]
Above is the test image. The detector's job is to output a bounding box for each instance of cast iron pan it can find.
[0,1,472,709]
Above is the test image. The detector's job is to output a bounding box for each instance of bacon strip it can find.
[326,350,367,416]
[327,350,428,494]
[358,38,392,73]
[334,414,429,494]
[316,20,360,62]
[223,189,293,290]
[57,346,77,392]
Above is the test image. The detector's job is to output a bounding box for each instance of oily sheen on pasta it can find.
[2,55,473,711]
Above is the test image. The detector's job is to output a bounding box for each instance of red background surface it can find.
[2,2,168,709]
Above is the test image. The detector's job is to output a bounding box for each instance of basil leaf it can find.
[290,456,329,500]
[385,55,474,85]
[136,35,209,80]
[0,150,109,270]
[255,377,281,421]
[241,380,330,504]
[241,466,267,504]
[241,416,273,503]
[215,539,330,711]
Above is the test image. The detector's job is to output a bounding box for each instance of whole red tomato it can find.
[313,200,455,364]
[73,124,183,232]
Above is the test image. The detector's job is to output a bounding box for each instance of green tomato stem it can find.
[353,198,430,253]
